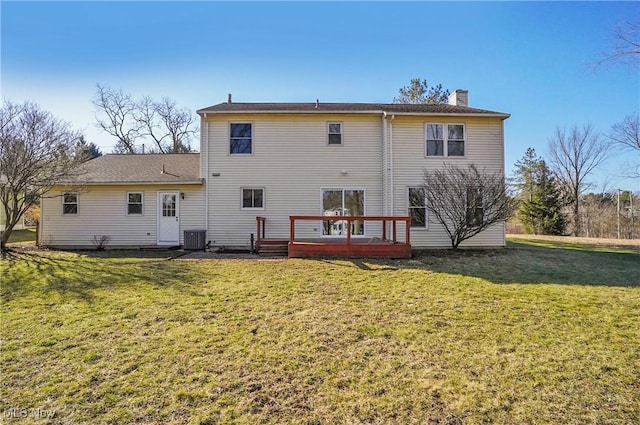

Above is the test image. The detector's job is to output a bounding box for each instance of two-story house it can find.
[39,90,509,255]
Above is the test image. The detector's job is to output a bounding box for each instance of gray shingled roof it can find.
[59,153,202,185]
[197,102,509,117]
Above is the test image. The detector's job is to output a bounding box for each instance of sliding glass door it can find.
[322,188,365,236]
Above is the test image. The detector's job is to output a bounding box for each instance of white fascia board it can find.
[57,180,205,186]
[197,110,510,119]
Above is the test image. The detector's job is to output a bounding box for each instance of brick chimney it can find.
[448,89,468,107]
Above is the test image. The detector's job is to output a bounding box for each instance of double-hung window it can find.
[408,187,427,228]
[230,123,252,154]
[328,122,343,145]
[127,192,143,215]
[242,188,264,210]
[466,187,484,227]
[63,192,78,215]
[426,123,466,157]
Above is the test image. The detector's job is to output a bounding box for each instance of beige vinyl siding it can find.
[205,113,384,247]
[40,184,205,248]
[391,116,506,248]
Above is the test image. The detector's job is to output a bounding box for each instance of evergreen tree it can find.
[393,78,450,104]
[75,136,102,161]
[514,148,567,235]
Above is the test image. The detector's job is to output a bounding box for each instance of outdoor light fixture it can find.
[181,192,185,200]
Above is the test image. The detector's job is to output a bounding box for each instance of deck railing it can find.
[289,215,412,245]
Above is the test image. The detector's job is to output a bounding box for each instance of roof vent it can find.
[315,99,319,108]
[448,89,468,107]
[227,93,232,104]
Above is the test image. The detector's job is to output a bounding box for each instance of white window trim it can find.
[127,191,144,216]
[229,122,254,155]
[407,186,428,230]
[319,187,367,237]
[62,191,78,215]
[425,123,466,158]
[327,122,343,146]
[241,187,265,210]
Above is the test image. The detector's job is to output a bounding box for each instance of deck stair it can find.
[256,239,289,256]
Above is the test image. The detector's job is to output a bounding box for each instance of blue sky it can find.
[2,1,638,190]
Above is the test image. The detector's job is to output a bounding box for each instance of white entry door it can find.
[157,191,180,245]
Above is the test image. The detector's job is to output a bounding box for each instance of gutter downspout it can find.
[389,114,395,216]
[203,116,209,239]
[382,111,387,217]
[501,120,506,247]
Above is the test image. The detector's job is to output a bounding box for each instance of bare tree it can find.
[93,84,141,153]
[609,113,640,177]
[596,20,640,68]
[93,85,197,154]
[421,163,515,249]
[609,113,640,151]
[0,101,83,249]
[547,124,610,236]
[393,78,450,104]
[136,96,167,153]
[136,96,196,153]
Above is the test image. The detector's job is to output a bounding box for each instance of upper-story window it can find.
[63,192,78,215]
[230,123,252,154]
[426,123,465,157]
[328,122,343,145]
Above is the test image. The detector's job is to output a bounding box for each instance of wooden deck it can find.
[256,215,412,259]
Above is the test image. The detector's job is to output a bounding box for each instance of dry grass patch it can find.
[508,233,640,251]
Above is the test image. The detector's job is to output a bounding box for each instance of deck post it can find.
[256,217,261,243]
[382,220,387,241]
[290,216,295,243]
[392,221,397,242]
[405,217,411,245]
[346,217,351,245]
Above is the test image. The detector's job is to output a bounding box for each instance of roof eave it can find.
[197,109,386,115]
[383,112,511,119]
[55,180,204,186]
[198,109,510,118]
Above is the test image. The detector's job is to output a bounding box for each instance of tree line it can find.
[512,117,638,239]
[1,76,638,249]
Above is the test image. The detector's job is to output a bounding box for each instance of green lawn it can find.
[3,227,36,244]
[1,239,638,424]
